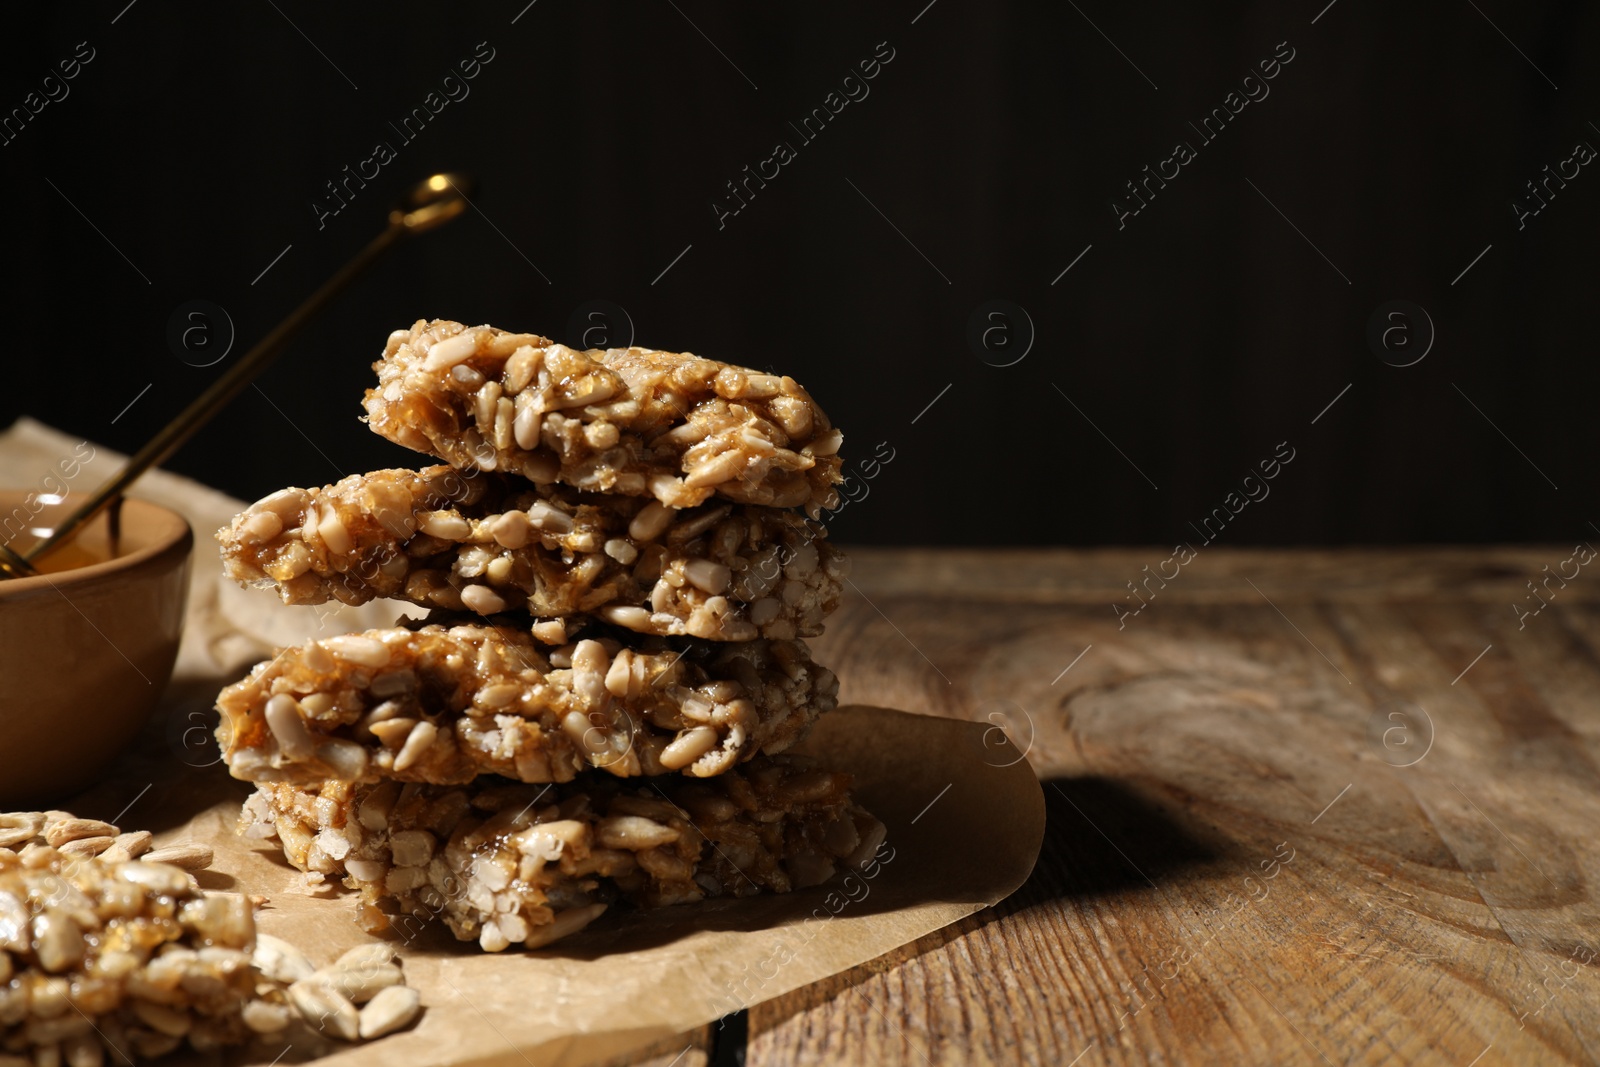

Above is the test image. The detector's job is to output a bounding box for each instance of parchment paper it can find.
[92,705,1044,1067]
[2,419,1046,1067]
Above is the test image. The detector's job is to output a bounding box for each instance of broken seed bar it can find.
[362,319,844,516]
[215,622,837,786]
[243,758,887,951]
[218,465,846,642]
[0,847,428,1062]
[0,847,261,1063]
[0,815,427,1062]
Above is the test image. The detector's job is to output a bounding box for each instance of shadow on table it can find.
[732,773,1223,1030]
[1030,774,1221,899]
[911,772,1221,947]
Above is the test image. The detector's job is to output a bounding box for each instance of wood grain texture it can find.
[738,546,1600,1066]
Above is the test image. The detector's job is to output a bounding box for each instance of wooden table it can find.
[617,546,1600,1067]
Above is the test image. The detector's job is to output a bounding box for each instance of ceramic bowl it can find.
[0,491,192,806]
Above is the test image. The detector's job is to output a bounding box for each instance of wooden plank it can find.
[747,550,1600,1066]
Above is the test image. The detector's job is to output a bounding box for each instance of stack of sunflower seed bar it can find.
[215,320,882,952]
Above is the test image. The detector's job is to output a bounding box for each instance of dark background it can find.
[2,2,1593,546]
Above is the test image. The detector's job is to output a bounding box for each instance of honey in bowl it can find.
[31,536,111,573]
[3,503,116,575]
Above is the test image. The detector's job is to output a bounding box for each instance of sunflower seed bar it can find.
[218,466,846,642]
[216,622,837,786]
[0,824,424,1063]
[244,758,887,952]
[363,320,844,516]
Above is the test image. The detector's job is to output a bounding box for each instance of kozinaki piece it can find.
[362,319,844,516]
[217,466,845,642]
[215,621,837,785]
[244,757,886,951]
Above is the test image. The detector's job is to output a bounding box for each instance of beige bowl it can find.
[0,491,192,806]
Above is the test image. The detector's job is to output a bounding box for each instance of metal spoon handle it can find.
[15,173,473,569]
